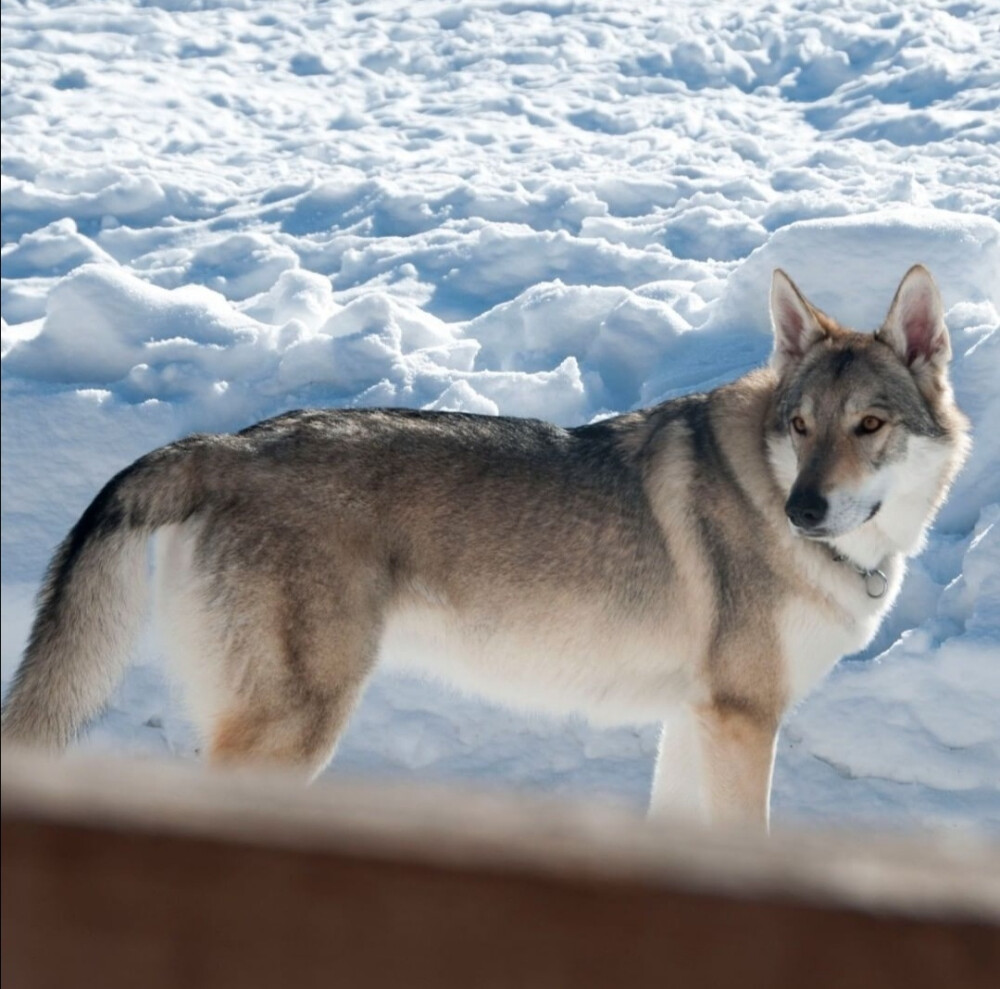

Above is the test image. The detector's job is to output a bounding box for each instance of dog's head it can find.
[766,265,970,556]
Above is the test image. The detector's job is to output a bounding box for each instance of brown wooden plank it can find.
[3,751,999,989]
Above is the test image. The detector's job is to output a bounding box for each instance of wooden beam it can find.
[3,751,999,988]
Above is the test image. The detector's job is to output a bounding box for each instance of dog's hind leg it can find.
[155,525,380,779]
[208,672,369,779]
[204,591,381,778]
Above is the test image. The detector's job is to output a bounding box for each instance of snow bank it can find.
[706,208,1000,339]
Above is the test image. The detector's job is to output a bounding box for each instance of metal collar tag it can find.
[832,552,889,599]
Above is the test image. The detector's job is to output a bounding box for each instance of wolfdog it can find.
[2,265,969,826]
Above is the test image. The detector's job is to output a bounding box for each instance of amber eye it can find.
[791,416,808,436]
[858,415,885,435]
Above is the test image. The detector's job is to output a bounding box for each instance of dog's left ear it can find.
[877,265,951,379]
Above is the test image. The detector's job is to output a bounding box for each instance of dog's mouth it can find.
[788,502,882,542]
[789,523,832,540]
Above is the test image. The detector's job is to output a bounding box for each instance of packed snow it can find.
[2,0,998,832]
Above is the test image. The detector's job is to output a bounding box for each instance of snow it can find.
[2,0,998,833]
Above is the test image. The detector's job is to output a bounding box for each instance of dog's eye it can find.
[791,416,808,436]
[857,415,885,435]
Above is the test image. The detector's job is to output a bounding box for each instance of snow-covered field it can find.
[2,0,998,832]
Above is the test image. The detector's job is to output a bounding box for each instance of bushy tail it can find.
[1,440,207,751]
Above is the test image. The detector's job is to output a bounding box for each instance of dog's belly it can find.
[377,601,700,722]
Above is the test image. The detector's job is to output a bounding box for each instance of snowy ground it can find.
[2,0,998,832]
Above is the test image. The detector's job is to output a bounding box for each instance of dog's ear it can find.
[877,265,951,379]
[769,269,827,374]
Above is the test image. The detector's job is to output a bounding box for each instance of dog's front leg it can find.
[649,704,707,822]
[698,703,779,830]
[649,702,778,830]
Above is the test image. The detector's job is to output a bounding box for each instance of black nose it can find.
[785,488,828,530]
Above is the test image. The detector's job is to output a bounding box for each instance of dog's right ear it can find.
[769,269,827,375]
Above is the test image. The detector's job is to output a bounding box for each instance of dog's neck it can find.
[825,524,898,573]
